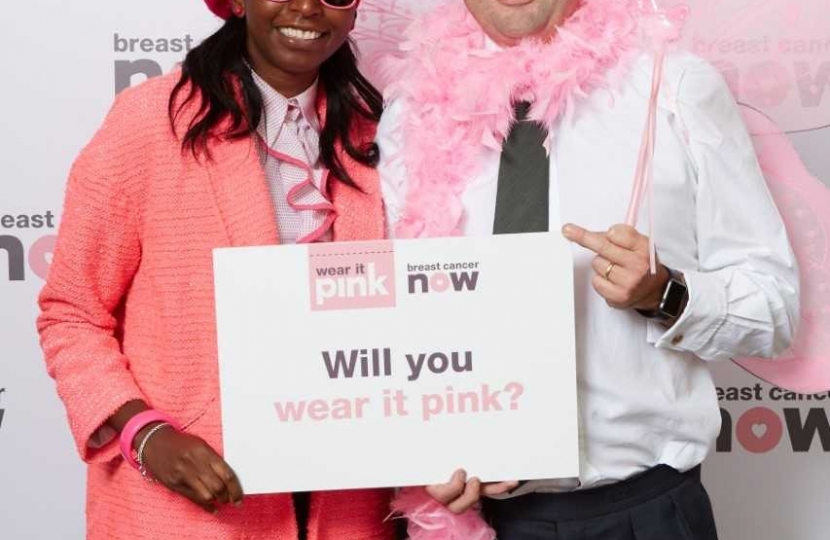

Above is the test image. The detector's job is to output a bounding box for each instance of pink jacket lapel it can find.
[205,135,280,247]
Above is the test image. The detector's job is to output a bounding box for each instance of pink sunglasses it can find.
[263,0,359,9]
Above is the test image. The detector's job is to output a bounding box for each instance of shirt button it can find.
[671,334,685,346]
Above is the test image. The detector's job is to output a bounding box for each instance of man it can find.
[377,0,799,538]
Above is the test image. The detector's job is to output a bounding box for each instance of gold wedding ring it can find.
[604,263,616,281]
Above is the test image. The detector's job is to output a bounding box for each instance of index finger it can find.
[210,458,244,506]
[562,224,610,255]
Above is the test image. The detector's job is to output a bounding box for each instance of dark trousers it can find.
[482,466,719,540]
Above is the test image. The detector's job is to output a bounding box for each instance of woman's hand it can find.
[139,427,244,513]
[426,469,519,514]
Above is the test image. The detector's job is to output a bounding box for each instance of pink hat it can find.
[205,0,232,19]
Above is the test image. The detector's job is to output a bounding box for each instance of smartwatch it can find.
[636,267,688,322]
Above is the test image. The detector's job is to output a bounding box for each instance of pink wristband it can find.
[119,410,180,469]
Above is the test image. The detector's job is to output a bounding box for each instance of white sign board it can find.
[214,234,579,494]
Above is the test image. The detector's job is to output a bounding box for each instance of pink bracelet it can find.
[119,410,180,469]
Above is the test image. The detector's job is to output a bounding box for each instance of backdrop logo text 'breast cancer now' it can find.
[308,241,397,311]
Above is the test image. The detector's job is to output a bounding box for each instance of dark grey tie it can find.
[493,101,550,234]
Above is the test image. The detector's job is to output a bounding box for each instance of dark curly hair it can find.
[169,16,383,186]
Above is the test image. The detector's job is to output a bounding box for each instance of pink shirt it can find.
[251,69,334,244]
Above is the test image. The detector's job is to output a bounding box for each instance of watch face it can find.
[662,279,687,317]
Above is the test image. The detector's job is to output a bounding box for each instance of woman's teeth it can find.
[279,27,323,40]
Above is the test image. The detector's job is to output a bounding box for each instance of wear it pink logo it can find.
[308,241,396,311]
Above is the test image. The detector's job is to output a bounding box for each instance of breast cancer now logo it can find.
[1,211,57,282]
[406,263,480,295]
[308,241,396,311]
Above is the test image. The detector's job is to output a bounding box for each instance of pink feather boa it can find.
[382,0,643,239]
[391,488,496,540]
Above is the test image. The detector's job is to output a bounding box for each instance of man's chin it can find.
[494,23,553,42]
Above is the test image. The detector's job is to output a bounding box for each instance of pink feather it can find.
[390,488,496,540]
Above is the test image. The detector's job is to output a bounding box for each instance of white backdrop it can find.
[0,1,828,539]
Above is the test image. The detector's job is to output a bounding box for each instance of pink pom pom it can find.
[391,488,496,540]
[204,0,232,20]
[638,0,689,50]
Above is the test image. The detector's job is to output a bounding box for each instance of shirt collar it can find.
[250,68,320,144]
[484,35,502,52]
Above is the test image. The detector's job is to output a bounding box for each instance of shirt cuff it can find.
[647,269,729,360]
[88,424,118,449]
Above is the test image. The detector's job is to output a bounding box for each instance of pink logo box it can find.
[308,240,397,311]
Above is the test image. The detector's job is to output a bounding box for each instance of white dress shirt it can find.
[377,51,800,492]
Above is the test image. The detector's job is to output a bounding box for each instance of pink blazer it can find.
[37,72,392,540]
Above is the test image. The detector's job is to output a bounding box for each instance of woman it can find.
[36,1,393,539]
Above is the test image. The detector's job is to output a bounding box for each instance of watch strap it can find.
[636,267,688,321]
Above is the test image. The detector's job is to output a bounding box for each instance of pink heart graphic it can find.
[751,422,768,439]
